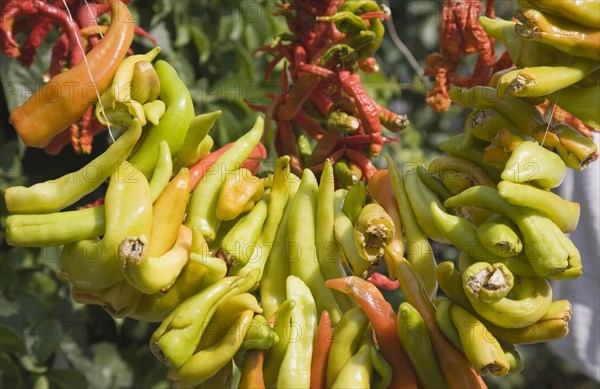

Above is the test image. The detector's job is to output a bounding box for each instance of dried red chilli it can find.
[250,0,409,180]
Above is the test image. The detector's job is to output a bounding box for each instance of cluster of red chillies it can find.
[424,0,506,112]
[247,0,409,179]
[0,0,155,154]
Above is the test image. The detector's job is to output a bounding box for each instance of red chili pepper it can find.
[292,109,324,140]
[337,69,382,139]
[367,272,400,290]
[238,349,266,389]
[296,64,338,82]
[310,310,332,389]
[326,277,418,389]
[344,148,377,180]
[306,129,341,167]
[278,73,321,121]
[189,142,267,190]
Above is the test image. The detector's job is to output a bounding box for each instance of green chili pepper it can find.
[502,141,567,188]
[316,160,354,311]
[403,167,449,243]
[128,60,196,178]
[497,181,580,233]
[242,314,279,350]
[397,302,448,388]
[497,60,599,98]
[216,168,265,222]
[476,214,523,258]
[434,299,464,352]
[176,111,221,168]
[429,202,537,277]
[129,256,219,323]
[439,134,503,182]
[59,160,153,292]
[331,344,373,389]
[436,261,475,311]
[185,116,264,242]
[334,159,360,189]
[501,342,524,374]
[6,205,105,247]
[263,299,296,388]
[525,0,600,28]
[148,141,174,202]
[515,7,600,61]
[325,307,370,387]
[416,165,453,201]
[369,346,393,389]
[277,276,317,389]
[444,186,582,278]
[317,12,368,35]
[327,110,360,133]
[450,304,510,376]
[149,270,259,368]
[236,157,294,289]
[259,165,298,319]
[110,47,161,104]
[462,262,515,304]
[5,120,141,214]
[189,226,228,287]
[288,169,342,324]
[343,181,367,225]
[385,156,438,299]
[72,278,142,319]
[167,309,254,388]
[545,84,600,129]
[334,191,375,277]
[221,195,268,267]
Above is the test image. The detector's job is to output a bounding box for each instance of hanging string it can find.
[61,0,114,142]
[84,0,104,38]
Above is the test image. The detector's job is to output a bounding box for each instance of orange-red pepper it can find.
[9,1,134,148]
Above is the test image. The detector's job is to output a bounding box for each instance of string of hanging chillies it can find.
[247,0,409,179]
[0,0,155,155]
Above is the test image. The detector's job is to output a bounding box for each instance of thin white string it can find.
[61,0,114,143]
[540,55,572,147]
[84,0,104,38]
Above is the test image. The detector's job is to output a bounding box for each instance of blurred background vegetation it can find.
[1,0,598,388]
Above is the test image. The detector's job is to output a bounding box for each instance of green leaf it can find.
[0,352,24,388]
[32,319,63,365]
[46,369,87,389]
[0,326,27,356]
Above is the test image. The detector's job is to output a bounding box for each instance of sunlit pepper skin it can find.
[216,168,265,222]
[545,85,600,129]
[109,47,161,104]
[130,60,161,104]
[176,111,221,168]
[128,60,196,178]
[185,116,264,242]
[277,276,317,389]
[8,1,134,148]
[326,276,419,389]
[5,119,141,214]
[525,0,600,28]
[515,7,600,61]
[476,214,523,258]
[6,205,105,247]
[501,141,566,188]
[59,160,153,292]
[263,299,296,387]
[310,310,332,389]
[148,141,173,202]
[331,343,373,389]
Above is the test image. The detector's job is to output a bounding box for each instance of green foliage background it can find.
[0,1,597,388]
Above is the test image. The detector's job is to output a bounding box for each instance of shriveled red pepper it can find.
[9,1,134,148]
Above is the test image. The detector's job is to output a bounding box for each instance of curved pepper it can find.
[501,141,566,188]
[216,168,265,222]
[185,116,264,242]
[288,169,342,324]
[497,181,580,233]
[385,157,438,299]
[129,60,196,178]
[167,309,254,389]
[110,47,161,104]
[59,159,153,291]
[278,276,317,389]
[6,205,105,247]
[476,214,523,258]
[397,302,448,388]
[525,0,600,28]
[263,299,296,387]
[130,60,161,104]
[331,343,373,389]
[326,276,419,389]
[5,119,141,214]
[148,141,174,202]
[325,307,370,387]
[8,1,134,148]
[238,349,266,389]
[176,111,221,168]
[310,310,332,389]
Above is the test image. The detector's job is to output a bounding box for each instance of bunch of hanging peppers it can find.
[3,0,600,388]
[248,0,410,180]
